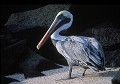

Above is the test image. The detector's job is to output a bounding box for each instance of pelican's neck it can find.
[51,26,67,41]
[51,18,73,41]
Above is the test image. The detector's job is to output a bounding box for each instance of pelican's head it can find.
[56,10,73,20]
[37,10,73,50]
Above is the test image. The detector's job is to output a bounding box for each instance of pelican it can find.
[37,10,105,79]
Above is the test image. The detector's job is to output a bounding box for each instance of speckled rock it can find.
[92,22,120,47]
[5,5,71,32]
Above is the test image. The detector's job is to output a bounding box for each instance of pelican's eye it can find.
[62,11,71,18]
[57,14,66,20]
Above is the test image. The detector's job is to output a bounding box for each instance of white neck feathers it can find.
[51,16,73,41]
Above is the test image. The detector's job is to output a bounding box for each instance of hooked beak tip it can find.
[36,45,40,50]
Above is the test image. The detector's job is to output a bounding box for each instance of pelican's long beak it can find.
[37,18,61,50]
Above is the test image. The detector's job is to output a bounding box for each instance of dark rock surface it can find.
[5,5,71,32]
[112,69,120,84]
[1,35,27,75]
[1,76,19,84]
[20,48,62,78]
[92,22,120,47]
[1,5,47,27]
[105,49,120,67]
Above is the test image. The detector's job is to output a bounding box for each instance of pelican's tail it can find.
[89,65,106,72]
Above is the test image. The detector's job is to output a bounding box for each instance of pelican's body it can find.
[37,10,105,79]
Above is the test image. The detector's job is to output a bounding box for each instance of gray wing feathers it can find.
[56,36,104,68]
[86,37,104,58]
[56,40,89,67]
[85,37,105,66]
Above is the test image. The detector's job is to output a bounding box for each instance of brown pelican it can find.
[37,10,105,79]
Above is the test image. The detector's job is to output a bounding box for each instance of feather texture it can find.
[55,36,105,71]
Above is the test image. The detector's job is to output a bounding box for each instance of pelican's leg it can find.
[68,65,72,79]
[56,65,72,81]
[82,68,87,77]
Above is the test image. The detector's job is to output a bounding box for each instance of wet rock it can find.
[20,48,62,78]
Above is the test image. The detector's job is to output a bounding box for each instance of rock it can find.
[1,5,47,26]
[5,5,71,32]
[20,48,62,78]
[1,36,27,75]
[1,76,19,84]
[105,49,120,67]
[112,69,120,84]
[92,22,120,47]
